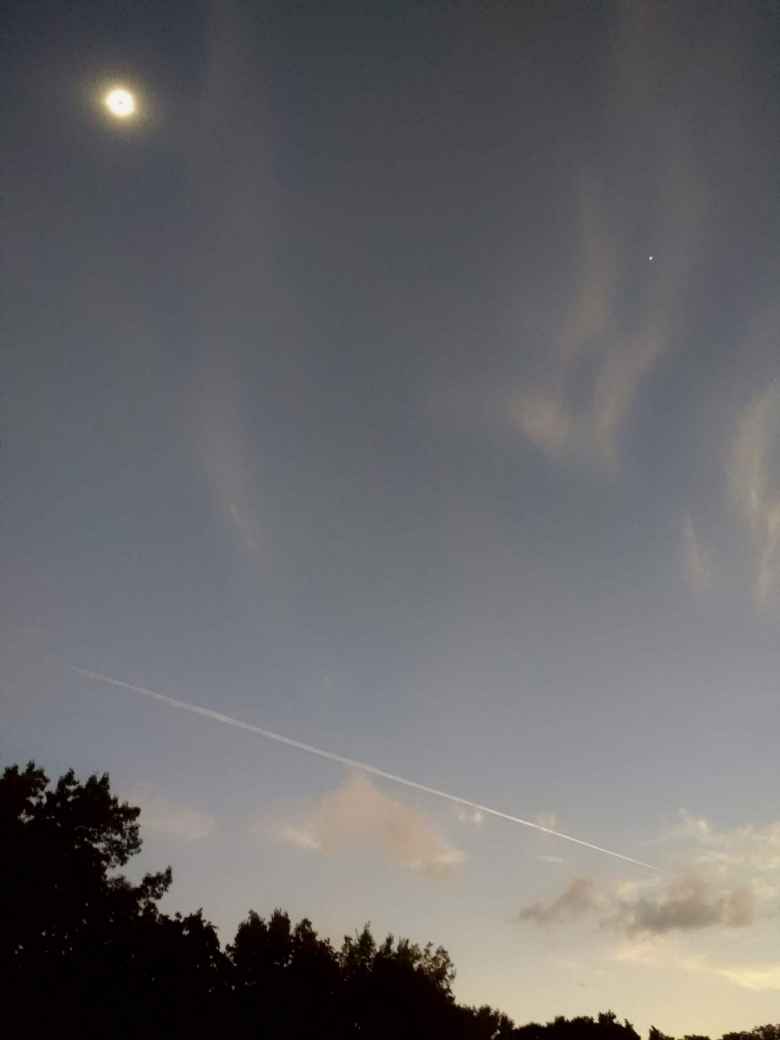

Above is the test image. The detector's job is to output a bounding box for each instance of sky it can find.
[3,1,780,1034]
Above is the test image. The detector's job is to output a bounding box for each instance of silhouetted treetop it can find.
[3,761,778,1040]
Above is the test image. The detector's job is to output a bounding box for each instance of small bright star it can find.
[648,255,655,262]
[104,87,136,119]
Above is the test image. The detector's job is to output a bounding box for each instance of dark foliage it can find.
[2,763,776,1040]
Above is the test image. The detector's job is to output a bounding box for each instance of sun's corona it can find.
[104,87,136,119]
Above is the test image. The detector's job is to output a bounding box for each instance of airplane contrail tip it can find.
[72,666,659,873]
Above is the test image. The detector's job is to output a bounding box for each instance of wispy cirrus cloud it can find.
[674,809,780,875]
[192,357,264,561]
[730,380,780,610]
[510,202,667,472]
[511,5,710,474]
[270,772,465,880]
[662,952,780,993]
[510,192,688,472]
[683,515,712,593]
[611,945,780,993]
[714,961,780,992]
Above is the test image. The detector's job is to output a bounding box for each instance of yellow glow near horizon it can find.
[104,87,136,119]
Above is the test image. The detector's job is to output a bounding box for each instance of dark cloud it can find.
[517,878,600,926]
[517,873,755,935]
[616,874,754,935]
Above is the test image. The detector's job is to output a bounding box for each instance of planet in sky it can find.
[104,86,136,119]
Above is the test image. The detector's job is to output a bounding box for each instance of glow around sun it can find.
[104,87,136,119]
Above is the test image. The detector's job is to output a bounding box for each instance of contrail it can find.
[73,667,658,871]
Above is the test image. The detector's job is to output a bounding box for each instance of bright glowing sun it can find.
[104,87,136,119]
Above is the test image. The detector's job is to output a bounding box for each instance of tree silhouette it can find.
[3,761,779,1040]
[649,1028,676,1040]
[0,761,226,1038]
[229,908,341,1038]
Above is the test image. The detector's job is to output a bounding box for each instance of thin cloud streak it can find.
[716,962,780,992]
[683,515,712,594]
[731,380,780,609]
[73,667,658,871]
[512,5,710,473]
[129,788,215,842]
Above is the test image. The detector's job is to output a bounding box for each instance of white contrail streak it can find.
[73,667,658,871]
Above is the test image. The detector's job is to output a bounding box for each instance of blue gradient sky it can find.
[3,2,780,1033]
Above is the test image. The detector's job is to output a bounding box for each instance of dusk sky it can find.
[4,1,780,1034]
